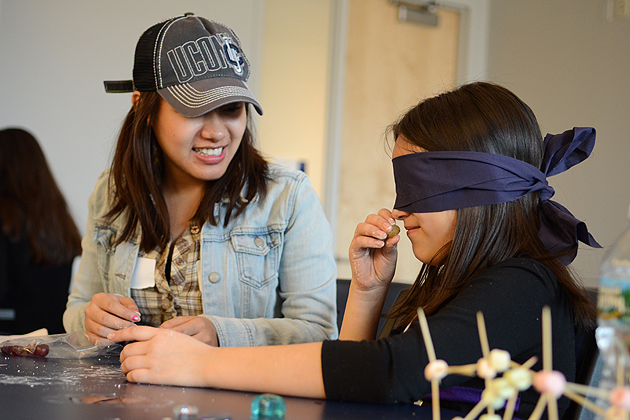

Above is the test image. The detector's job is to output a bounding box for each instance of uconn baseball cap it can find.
[103,12,262,117]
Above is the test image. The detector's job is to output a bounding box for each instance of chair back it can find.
[336,279,410,337]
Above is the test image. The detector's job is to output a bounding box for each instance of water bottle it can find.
[596,204,630,394]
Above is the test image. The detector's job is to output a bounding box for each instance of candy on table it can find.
[251,393,286,419]
[1,341,49,357]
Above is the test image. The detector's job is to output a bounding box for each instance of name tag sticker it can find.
[130,257,156,289]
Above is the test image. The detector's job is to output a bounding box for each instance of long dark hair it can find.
[387,82,596,329]
[105,92,269,252]
[0,128,82,265]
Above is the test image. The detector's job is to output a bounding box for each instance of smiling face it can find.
[151,98,247,188]
[391,136,458,265]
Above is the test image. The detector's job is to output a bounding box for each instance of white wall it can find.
[486,0,630,287]
[0,0,263,235]
[258,0,332,198]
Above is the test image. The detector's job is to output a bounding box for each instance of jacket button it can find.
[254,237,265,248]
[208,272,221,283]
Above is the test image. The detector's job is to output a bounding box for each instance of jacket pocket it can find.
[230,228,282,289]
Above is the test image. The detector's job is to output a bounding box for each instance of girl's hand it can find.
[84,293,141,345]
[108,326,213,387]
[159,316,219,346]
[348,208,400,292]
[340,209,400,340]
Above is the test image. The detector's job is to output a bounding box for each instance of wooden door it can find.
[336,0,461,282]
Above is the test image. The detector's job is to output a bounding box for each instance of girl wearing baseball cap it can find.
[63,13,338,348]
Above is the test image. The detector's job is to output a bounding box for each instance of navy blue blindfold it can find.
[392,127,600,265]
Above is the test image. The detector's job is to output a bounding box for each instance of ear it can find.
[131,91,151,125]
[131,91,141,108]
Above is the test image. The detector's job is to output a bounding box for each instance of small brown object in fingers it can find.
[387,224,400,238]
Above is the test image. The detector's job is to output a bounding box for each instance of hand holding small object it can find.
[84,292,141,345]
[348,209,400,293]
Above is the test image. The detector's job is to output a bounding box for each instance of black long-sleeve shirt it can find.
[0,231,72,334]
[322,258,575,418]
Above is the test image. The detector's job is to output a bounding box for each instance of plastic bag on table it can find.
[0,332,122,359]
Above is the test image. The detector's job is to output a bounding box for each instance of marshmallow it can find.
[425,359,449,381]
[532,370,566,398]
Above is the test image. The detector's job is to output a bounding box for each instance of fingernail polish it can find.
[132,314,140,322]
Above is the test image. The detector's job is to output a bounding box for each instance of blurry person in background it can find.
[0,127,82,335]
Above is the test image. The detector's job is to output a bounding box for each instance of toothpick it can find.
[503,394,517,420]
[460,399,489,420]
[446,364,478,376]
[477,311,490,358]
[548,395,559,420]
[476,312,494,416]
[509,356,538,371]
[431,379,440,420]
[565,382,610,400]
[527,394,548,420]
[563,388,607,417]
[418,308,436,362]
[542,306,552,372]
[417,308,440,420]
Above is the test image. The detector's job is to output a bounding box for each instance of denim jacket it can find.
[63,165,338,346]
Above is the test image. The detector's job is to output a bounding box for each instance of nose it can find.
[199,111,226,141]
[391,208,409,220]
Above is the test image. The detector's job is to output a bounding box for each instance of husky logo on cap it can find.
[222,35,244,75]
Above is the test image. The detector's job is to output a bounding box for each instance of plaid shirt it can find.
[130,225,203,326]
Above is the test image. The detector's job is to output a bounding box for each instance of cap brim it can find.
[158,77,263,118]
